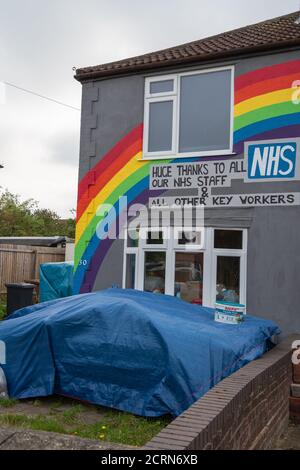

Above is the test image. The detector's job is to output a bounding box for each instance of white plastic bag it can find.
[0,366,8,398]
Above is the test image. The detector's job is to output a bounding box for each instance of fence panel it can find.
[0,244,65,293]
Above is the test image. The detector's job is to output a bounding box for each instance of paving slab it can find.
[0,427,134,450]
[275,423,300,450]
[0,428,17,446]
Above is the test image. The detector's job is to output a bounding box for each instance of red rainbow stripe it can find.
[77,124,143,221]
[235,59,300,91]
[235,72,300,105]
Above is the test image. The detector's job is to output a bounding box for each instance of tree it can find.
[0,189,75,238]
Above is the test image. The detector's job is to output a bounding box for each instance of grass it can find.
[0,399,170,446]
[0,398,18,408]
[72,410,170,445]
[0,296,169,446]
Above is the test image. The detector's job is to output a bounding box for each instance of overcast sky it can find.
[0,0,298,217]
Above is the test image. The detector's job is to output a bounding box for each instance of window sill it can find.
[138,151,237,162]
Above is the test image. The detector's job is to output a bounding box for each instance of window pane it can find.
[127,228,139,248]
[214,230,243,249]
[216,256,240,303]
[144,252,166,294]
[150,80,174,94]
[125,254,136,289]
[148,101,173,152]
[179,70,232,153]
[174,252,203,304]
[146,230,164,245]
[177,230,202,246]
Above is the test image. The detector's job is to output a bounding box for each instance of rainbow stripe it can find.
[74,125,171,292]
[74,59,300,294]
[234,59,300,152]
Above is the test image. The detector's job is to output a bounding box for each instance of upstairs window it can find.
[143,67,234,159]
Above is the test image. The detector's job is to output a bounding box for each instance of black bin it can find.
[5,283,35,316]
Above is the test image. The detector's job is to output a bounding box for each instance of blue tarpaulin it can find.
[39,262,73,302]
[0,289,280,417]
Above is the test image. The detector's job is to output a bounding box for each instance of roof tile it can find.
[75,11,300,81]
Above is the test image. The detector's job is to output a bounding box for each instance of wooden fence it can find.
[0,244,65,293]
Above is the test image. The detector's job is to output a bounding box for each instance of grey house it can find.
[74,11,300,335]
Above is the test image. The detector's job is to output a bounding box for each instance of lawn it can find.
[0,297,170,446]
[0,396,170,447]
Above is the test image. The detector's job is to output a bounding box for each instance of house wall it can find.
[75,49,300,336]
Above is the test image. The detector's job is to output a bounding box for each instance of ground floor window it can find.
[144,251,166,294]
[174,252,203,304]
[123,227,247,308]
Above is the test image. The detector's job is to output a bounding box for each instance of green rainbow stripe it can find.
[234,101,298,132]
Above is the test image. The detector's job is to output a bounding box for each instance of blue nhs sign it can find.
[246,141,297,180]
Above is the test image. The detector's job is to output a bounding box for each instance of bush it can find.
[0,295,6,321]
[0,189,75,238]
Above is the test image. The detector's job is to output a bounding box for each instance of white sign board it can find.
[149,138,300,209]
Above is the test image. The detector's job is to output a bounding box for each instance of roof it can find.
[75,11,300,82]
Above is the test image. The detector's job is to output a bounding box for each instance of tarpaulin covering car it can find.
[0,289,280,417]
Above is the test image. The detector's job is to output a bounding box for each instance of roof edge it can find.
[75,38,300,83]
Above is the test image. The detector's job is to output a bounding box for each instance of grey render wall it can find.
[247,206,300,335]
[77,48,300,336]
[78,76,144,180]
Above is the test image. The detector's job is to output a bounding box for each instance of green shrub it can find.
[0,300,6,321]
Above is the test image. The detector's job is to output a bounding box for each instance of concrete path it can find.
[275,423,300,450]
[0,427,133,450]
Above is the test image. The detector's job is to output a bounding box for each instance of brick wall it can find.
[144,336,296,450]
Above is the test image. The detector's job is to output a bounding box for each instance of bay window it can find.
[123,227,247,308]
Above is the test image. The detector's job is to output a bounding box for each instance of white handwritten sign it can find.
[149,138,300,209]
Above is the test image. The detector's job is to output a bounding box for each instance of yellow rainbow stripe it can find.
[234,88,293,117]
[76,150,144,242]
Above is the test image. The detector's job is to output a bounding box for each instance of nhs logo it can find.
[245,139,299,182]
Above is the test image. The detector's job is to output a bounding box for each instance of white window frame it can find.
[123,251,138,290]
[122,226,139,289]
[145,75,178,98]
[137,249,172,294]
[171,247,208,306]
[123,226,247,307]
[140,226,169,249]
[173,226,205,250]
[143,95,178,157]
[143,65,235,160]
[211,228,247,307]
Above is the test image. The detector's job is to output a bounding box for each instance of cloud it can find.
[46,130,80,167]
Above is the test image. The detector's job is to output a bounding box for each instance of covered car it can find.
[0,289,280,417]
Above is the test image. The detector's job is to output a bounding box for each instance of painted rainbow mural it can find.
[74,59,300,294]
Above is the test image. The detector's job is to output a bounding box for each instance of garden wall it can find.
[144,336,296,450]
